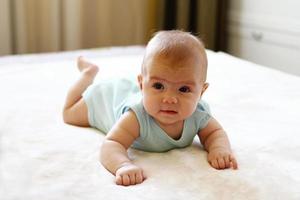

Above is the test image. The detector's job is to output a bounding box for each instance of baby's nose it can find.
[162,96,178,104]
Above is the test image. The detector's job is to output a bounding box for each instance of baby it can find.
[63,30,238,186]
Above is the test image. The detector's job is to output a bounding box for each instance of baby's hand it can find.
[115,163,145,186]
[207,147,238,170]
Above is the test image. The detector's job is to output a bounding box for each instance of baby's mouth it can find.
[159,110,178,115]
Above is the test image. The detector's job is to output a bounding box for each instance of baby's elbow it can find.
[62,110,72,125]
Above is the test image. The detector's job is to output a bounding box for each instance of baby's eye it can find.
[179,86,191,93]
[152,82,164,90]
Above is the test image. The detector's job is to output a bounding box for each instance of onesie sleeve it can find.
[122,101,147,141]
[130,102,149,141]
[195,100,212,131]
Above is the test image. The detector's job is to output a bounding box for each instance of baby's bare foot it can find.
[77,56,99,77]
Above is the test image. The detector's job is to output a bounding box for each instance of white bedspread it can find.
[0,46,300,200]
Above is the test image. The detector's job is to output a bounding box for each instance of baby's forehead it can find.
[145,44,206,71]
[153,46,202,63]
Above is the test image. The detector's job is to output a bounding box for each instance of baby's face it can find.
[139,54,208,127]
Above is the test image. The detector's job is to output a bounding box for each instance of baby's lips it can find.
[160,109,178,114]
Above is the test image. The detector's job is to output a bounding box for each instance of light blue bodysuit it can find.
[83,78,211,152]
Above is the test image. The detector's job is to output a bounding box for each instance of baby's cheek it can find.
[143,98,156,113]
[183,101,198,117]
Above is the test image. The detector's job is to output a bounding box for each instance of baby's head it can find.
[141,30,208,83]
[138,30,209,126]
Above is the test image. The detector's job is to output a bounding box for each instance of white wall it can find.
[227,0,300,76]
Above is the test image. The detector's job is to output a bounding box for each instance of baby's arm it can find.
[100,110,145,186]
[198,117,238,170]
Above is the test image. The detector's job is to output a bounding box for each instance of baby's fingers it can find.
[217,157,226,169]
[230,155,238,170]
[210,159,219,169]
[224,155,231,168]
[116,174,132,186]
[135,170,146,184]
[116,174,131,186]
[116,172,145,186]
[116,174,122,185]
[128,173,137,185]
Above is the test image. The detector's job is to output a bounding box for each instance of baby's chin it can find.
[153,115,184,126]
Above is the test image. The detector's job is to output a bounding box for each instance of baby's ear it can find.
[200,82,209,96]
[137,74,143,90]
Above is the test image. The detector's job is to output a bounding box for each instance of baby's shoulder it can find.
[188,101,212,129]
[196,100,211,114]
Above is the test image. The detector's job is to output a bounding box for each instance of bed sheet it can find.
[0,46,300,200]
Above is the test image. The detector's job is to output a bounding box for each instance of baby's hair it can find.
[141,30,208,82]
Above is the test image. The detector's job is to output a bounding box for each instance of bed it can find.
[0,46,300,200]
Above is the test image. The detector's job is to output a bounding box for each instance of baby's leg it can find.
[63,56,99,127]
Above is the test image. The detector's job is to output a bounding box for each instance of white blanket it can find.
[0,46,300,200]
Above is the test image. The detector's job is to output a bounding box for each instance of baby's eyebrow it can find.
[149,76,196,86]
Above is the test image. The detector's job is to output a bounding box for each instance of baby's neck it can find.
[155,120,184,140]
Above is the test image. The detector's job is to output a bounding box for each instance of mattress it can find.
[0,46,300,199]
